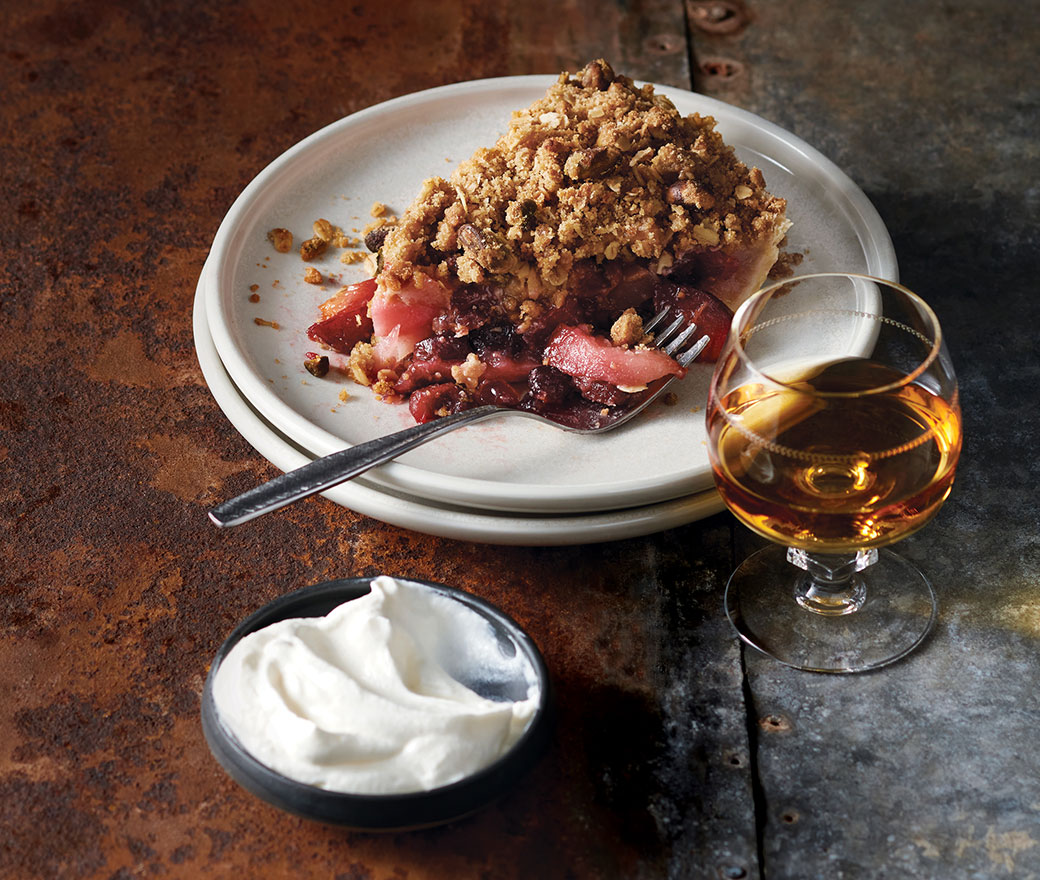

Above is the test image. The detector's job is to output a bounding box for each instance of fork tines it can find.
[644,306,710,367]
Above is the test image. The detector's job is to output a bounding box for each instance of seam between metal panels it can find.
[681,0,698,91]
[727,511,768,880]
[740,643,767,880]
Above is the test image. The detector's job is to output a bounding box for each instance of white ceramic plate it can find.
[194,281,726,545]
[204,75,896,514]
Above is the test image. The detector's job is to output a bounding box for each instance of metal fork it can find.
[208,307,709,527]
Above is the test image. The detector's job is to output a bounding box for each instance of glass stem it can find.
[786,547,878,616]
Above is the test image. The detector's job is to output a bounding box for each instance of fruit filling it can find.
[306,59,789,426]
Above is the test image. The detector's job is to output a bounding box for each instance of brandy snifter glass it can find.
[706,273,961,672]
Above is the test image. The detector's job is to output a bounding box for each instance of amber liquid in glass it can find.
[708,359,962,552]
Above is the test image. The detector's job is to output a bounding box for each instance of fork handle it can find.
[208,405,505,527]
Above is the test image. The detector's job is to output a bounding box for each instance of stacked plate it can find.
[194,76,896,546]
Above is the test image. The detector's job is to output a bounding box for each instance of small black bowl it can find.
[201,576,552,831]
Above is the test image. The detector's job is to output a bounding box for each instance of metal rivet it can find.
[759,713,792,732]
[698,57,745,81]
[688,1,751,36]
[644,33,685,55]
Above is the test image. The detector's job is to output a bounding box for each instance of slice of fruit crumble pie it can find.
[307,59,789,427]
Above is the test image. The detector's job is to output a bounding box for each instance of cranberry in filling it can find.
[475,379,522,408]
[407,378,523,423]
[394,334,472,393]
[470,324,542,382]
[525,365,577,408]
[408,383,467,423]
[571,376,636,407]
[432,283,503,335]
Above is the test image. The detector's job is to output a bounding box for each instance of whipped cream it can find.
[212,576,540,794]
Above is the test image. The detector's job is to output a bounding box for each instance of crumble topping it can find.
[312,218,336,242]
[303,59,790,428]
[610,308,646,347]
[347,343,374,386]
[378,59,788,318]
[450,353,487,390]
[267,228,293,253]
[299,236,328,261]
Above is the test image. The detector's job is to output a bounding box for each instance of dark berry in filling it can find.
[408,383,469,423]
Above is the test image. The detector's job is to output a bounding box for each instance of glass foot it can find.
[724,545,937,673]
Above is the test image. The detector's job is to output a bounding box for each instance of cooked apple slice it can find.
[544,324,686,388]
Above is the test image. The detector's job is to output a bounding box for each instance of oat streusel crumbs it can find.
[451,353,487,390]
[371,369,402,402]
[347,343,375,386]
[300,236,328,261]
[610,308,645,347]
[768,248,804,279]
[267,228,293,253]
[377,59,788,314]
[313,218,336,242]
[304,267,323,284]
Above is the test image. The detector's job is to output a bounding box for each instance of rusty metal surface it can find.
[0,1,751,878]
[1,0,1038,878]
